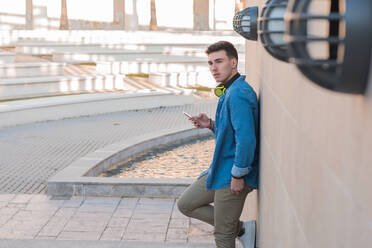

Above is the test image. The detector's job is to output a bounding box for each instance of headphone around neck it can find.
[214,73,241,97]
[214,84,226,97]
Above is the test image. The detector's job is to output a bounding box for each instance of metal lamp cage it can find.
[233,6,259,41]
[258,0,290,62]
[285,0,372,94]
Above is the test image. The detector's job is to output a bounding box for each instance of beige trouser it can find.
[177,174,253,248]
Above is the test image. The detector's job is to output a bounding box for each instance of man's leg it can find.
[177,174,215,225]
[213,185,253,248]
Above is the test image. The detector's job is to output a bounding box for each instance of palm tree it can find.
[149,0,157,30]
[26,0,34,29]
[235,0,246,12]
[59,0,68,30]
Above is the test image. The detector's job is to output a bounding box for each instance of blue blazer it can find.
[199,75,259,190]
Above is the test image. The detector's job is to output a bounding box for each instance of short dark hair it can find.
[205,41,238,61]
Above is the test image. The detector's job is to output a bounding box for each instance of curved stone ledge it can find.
[47,127,212,198]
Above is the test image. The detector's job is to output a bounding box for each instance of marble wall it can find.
[241,1,372,247]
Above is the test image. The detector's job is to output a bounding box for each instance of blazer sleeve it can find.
[228,89,257,178]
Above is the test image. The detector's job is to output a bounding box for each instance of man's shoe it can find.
[238,220,256,248]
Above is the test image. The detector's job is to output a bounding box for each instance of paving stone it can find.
[107,217,130,228]
[6,203,27,209]
[61,197,85,208]
[169,218,190,229]
[117,198,138,209]
[136,200,174,209]
[57,231,102,240]
[112,208,134,218]
[34,235,57,240]
[24,203,61,213]
[0,227,39,239]
[11,210,55,221]
[188,234,215,243]
[38,212,76,237]
[29,194,52,202]
[135,202,174,209]
[0,194,16,202]
[78,204,117,213]
[29,195,66,206]
[63,220,107,232]
[166,228,188,240]
[0,207,19,217]
[100,227,125,241]
[54,207,77,219]
[131,212,171,221]
[133,207,173,215]
[128,217,169,226]
[83,197,121,206]
[71,212,111,220]
[138,198,174,205]
[123,232,166,242]
[10,194,33,203]
[38,219,69,237]
[189,223,214,236]
[4,219,48,231]
[126,224,168,234]
[0,216,11,226]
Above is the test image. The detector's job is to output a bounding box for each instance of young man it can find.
[177,41,259,248]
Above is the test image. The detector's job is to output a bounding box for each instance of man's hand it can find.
[189,113,211,129]
[231,177,245,195]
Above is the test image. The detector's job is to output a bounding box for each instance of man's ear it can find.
[231,58,238,69]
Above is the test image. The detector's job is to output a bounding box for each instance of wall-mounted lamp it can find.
[258,0,290,62]
[233,6,259,41]
[285,0,372,94]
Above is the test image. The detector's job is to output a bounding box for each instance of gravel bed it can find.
[99,135,215,178]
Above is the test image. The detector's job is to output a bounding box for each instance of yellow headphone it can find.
[214,73,241,97]
[214,84,226,97]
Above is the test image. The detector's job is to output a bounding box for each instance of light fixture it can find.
[285,0,372,94]
[258,0,290,62]
[233,6,259,41]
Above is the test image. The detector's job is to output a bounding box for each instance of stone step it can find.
[15,42,245,55]
[0,90,195,128]
[0,74,126,100]
[17,45,207,56]
[96,61,245,75]
[53,52,245,63]
[0,62,65,78]
[97,61,208,74]
[0,52,15,63]
[0,30,244,46]
[149,71,216,88]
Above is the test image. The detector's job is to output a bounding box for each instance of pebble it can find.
[99,136,214,178]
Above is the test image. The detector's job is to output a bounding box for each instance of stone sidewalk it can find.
[0,194,217,247]
[0,100,229,247]
[0,101,217,194]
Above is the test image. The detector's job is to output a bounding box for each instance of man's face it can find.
[208,50,237,84]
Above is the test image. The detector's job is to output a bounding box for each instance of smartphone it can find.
[183,111,192,118]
